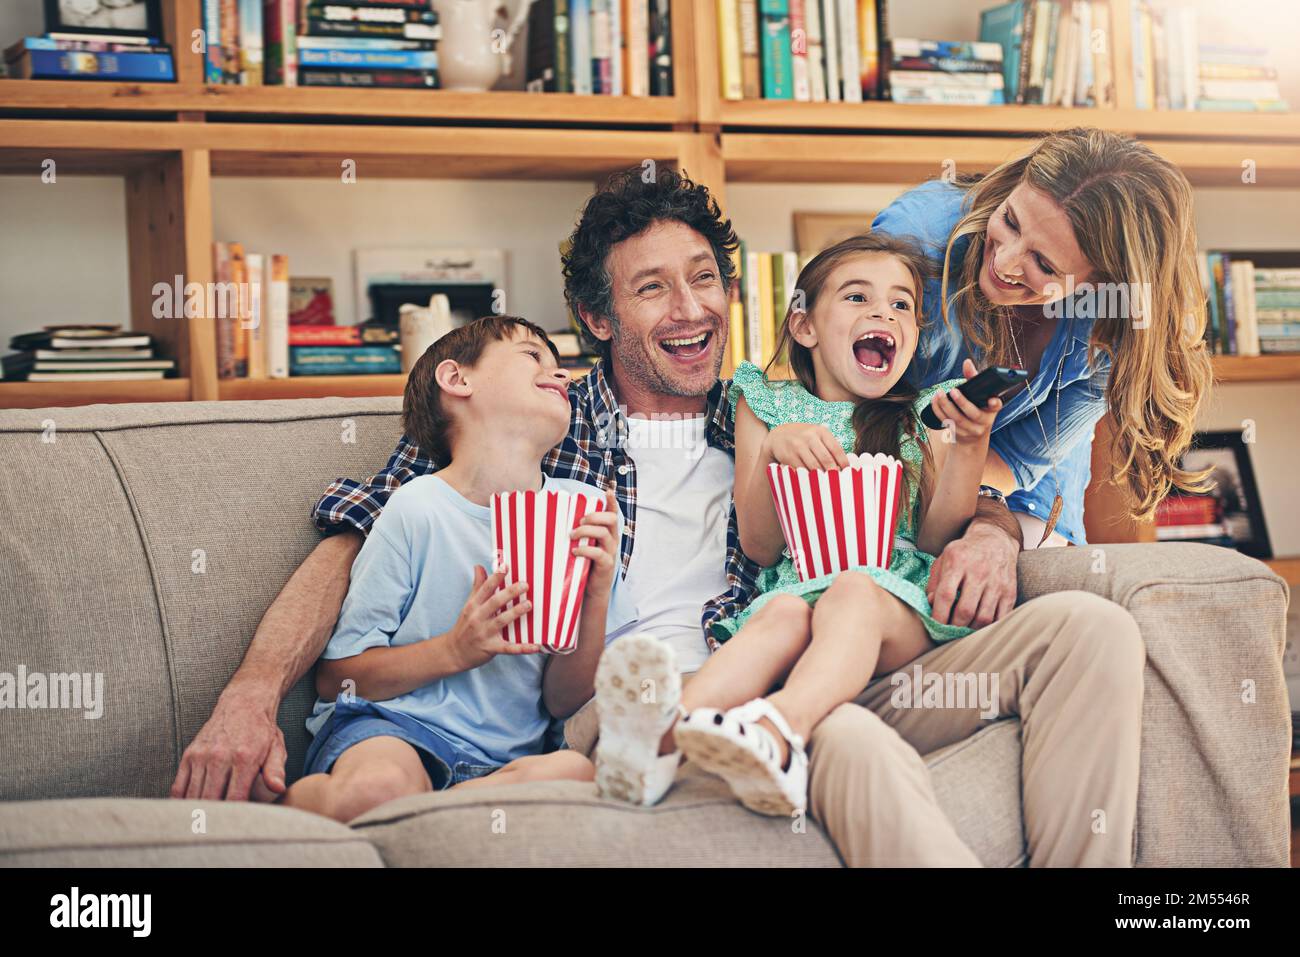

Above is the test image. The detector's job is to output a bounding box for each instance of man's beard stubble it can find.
[608,316,725,399]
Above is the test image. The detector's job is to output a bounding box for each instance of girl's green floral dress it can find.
[710,360,974,647]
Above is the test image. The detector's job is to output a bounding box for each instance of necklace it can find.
[1007,319,1065,546]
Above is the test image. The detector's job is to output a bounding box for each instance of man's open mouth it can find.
[659,329,713,360]
[853,330,896,375]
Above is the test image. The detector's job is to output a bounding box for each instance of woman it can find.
[871,126,1212,549]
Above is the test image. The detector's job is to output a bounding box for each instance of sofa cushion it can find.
[0,798,383,867]
[348,720,1026,867]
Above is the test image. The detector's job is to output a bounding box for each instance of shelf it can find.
[1264,557,1300,584]
[217,365,591,402]
[713,99,1300,141]
[0,379,191,409]
[0,80,689,126]
[1212,355,1300,383]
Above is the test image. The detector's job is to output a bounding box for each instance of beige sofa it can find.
[0,396,1291,866]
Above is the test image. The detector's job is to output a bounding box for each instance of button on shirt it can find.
[872,179,1112,544]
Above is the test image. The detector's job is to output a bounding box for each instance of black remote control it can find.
[920,366,1029,430]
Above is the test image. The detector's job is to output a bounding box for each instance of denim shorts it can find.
[303,695,500,790]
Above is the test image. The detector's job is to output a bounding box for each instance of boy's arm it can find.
[733,395,787,567]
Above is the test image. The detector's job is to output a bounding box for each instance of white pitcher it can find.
[399,294,455,373]
[432,0,536,92]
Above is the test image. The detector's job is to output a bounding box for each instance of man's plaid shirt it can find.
[312,358,764,654]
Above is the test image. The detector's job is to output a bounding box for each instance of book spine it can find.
[264,0,298,85]
[836,0,860,102]
[760,1,793,100]
[805,0,825,101]
[239,0,263,85]
[719,0,744,100]
[738,0,762,99]
[856,0,879,100]
[295,36,435,50]
[556,0,573,92]
[214,243,236,379]
[204,0,223,83]
[298,48,439,69]
[650,0,672,96]
[728,247,746,372]
[790,0,811,101]
[246,253,267,379]
[821,0,840,101]
[299,68,438,87]
[230,243,249,377]
[1072,0,1092,106]
[289,346,402,376]
[610,0,623,95]
[526,0,557,92]
[756,253,774,365]
[310,4,438,24]
[288,327,363,345]
[1040,0,1061,105]
[746,250,763,364]
[626,0,646,95]
[305,18,441,40]
[21,49,176,81]
[591,0,610,94]
[886,71,1005,89]
[267,255,290,378]
[571,0,593,94]
[1015,0,1034,103]
[889,86,1005,106]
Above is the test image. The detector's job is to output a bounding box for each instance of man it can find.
[173,167,1144,866]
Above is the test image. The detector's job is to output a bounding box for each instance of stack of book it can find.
[724,245,806,370]
[5,35,174,82]
[213,242,292,379]
[525,0,674,96]
[202,0,441,87]
[1154,494,1231,546]
[2,327,174,382]
[1129,2,1289,111]
[287,324,401,376]
[978,0,1115,107]
[1199,253,1300,356]
[884,39,1005,106]
[716,0,887,102]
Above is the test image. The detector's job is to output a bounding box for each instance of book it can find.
[790,0,811,101]
[571,0,593,94]
[246,252,267,379]
[592,0,612,94]
[556,0,573,92]
[856,0,881,99]
[836,0,860,102]
[979,1,1025,102]
[267,255,290,378]
[8,48,175,81]
[805,0,826,101]
[650,0,672,95]
[627,0,648,96]
[220,0,240,82]
[760,0,793,99]
[24,371,165,382]
[299,68,438,87]
[745,247,763,364]
[289,345,402,376]
[526,0,558,91]
[263,0,298,85]
[821,0,840,101]
[239,0,263,84]
[718,0,744,100]
[295,36,435,50]
[298,47,439,69]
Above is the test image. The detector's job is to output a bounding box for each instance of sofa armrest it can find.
[1014,541,1291,866]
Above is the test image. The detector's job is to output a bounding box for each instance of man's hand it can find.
[171,683,288,802]
[926,517,1020,629]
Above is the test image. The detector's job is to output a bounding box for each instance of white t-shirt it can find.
[613,413,733,674]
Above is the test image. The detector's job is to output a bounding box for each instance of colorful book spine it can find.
[246,253,267,379]
[289,346,402,376]
[836,0,861,101]
[979,0,1024,102]
[755,253,773,365]
[626,0,647,95]
[299,68,438,87]
[610,0,623,95]
[556,0,573,93]
[571,0,593,94]
[203,0,223,83]
[821,0,840,101]
[298,48,439,69]
[264,0,297,85]
[591,0,611,94]
[759,0,793,99]
[856,0,879,100]
[1091,0,1113,107]
[790,0,811,101]
[805,0,825,101]
[220,0,240,83]
[746,248,764,364]
[738,0,762,98]
[13,49,176,80]
[728,247,746,371]
[650,0,672,95]
[230,243,250,377]
[214,242,237,379]
[238,0,263,85]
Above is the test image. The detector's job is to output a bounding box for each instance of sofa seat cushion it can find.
[351,720,1027,867]
[0,798,383,867]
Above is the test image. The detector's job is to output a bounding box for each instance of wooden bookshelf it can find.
[1212,355,1300,383]
[1264,557,1300,585]
[0,378,191,409]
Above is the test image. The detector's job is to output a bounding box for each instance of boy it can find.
[284,316,633,822]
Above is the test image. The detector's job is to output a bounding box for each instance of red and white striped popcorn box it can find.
[765,453,905,582]
[489,487,607,654]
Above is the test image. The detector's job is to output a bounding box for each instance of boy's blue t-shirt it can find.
[306,473,638,766]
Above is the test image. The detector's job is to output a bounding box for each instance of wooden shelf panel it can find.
[1264,557,1300,585]
[0,379,191,409]
[0,80,688,125]
[218,375,407,401]
[1212,355,1300,383]
[713,99,1300,140]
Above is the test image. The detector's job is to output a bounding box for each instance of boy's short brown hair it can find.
[403,315,561,466]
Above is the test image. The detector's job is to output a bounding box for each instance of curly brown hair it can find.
[561,165,739,363]
[403,315,559,467]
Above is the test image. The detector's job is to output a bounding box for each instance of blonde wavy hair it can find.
[940,127,1212,521]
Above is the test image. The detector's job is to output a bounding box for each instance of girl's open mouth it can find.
[853,330,896,376]
[659,329,713,361]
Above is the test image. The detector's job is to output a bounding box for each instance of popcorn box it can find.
[765,453,904,582]
[489,487,607,654]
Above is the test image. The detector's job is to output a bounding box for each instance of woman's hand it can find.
[764,422,850,470]
[928,359,1002,448]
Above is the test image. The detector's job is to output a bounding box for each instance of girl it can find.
[601,232,1002,816]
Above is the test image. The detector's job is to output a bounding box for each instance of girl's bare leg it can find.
[656,594,813,755]
[764,572,932,766]
[451,750,596,790]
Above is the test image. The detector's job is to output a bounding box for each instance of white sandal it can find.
[674,697,808,817]
[594,633,684,806]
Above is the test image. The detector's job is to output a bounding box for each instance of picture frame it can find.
[44,0,162,39]
[793,211,876,258]
[1180,430,1272,559]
